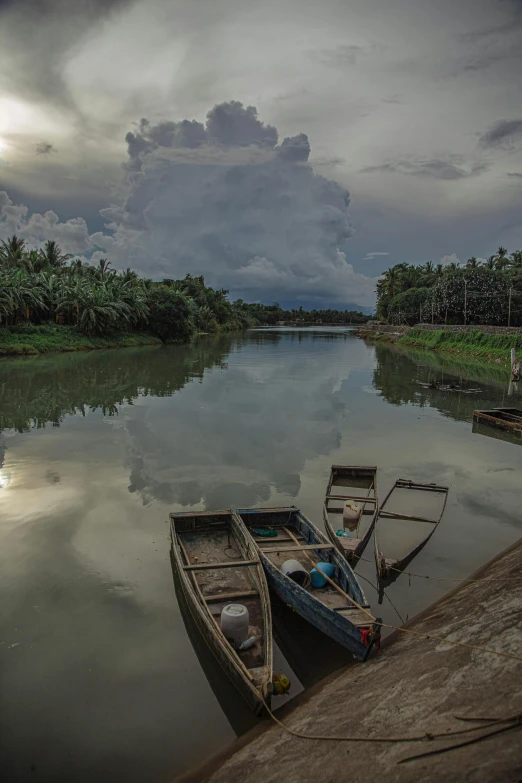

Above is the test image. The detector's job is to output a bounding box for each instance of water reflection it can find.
[0,337,234,432]
[1,332,522,783]
[372,342,517,423]
[120,334,354,510]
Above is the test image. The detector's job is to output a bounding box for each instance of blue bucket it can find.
[309,561,335,588]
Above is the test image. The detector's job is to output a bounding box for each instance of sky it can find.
[0,0,521,309]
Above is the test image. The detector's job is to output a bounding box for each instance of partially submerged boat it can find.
[236,506,380,661]
[374,479,449,579]
[323,465,378,561]
[473,408,522,435]
[170,510,273,714]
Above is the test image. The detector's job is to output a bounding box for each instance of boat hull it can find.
[323,465,378,562]
[237,507,376,662]
[170,511,272,715]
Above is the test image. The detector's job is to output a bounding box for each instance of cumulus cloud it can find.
[96,101,375,305]
[0,191,93,254]
[36,141,56,155]
[440,253,461,266]
[478,119,522,148]
[0,101,377,306]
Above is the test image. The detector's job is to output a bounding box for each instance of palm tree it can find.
[509,250,522,268]
[484,255,496,270]
[0,235,26,267]
[466,256,479,269]
[39,240,72,269]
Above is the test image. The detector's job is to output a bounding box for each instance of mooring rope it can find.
[261,694,522,747]
[358,555,522,582]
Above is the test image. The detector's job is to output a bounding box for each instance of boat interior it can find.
[324,466,377,551]
[238,508,371,628]
[377,482,448,564]
[173,513,266,673]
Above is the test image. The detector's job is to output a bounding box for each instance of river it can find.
[1,328,521,783]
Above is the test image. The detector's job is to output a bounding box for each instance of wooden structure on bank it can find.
[473,408,522,436]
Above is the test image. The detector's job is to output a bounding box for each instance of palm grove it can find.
[376,248,522,327]
[0,235,367,342]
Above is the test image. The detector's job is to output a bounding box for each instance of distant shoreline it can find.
[354,324,521,366]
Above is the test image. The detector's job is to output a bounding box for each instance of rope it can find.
[358,556,522,582]
[375,621,522,662]
[399,718,522,764]
[289,545,522,661]
[261,694,522,746]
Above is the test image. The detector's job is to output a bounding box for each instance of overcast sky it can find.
[1,0,521,308]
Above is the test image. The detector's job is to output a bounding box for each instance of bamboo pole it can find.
[282,527,375,622]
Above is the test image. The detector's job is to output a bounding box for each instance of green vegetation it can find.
[399,328,522,362]
[0,234,368,355]
[376,247,522,325]
[0,324,161,356]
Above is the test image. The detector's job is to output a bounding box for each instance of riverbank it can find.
[0,324,162,356]
[355,324,522,365]
[177,537,522,783]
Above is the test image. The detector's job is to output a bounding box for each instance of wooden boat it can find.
[323,465,378,561]
[236,506,380,661]
[170,510,273,714]
[473,408,522,434]
[374,479,449,579]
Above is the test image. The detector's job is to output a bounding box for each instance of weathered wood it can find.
[237,507,376,661]
[259,543,335,554]
[326,494,377,503]
[205,589,259,603]
[323,465,379,562]
[182,559,260,571]
[374,479,449,579]
[282,527,375,622]
[378,510,439,524]
[171,510,274,711]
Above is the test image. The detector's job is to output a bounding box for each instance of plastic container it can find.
[281,559,310,587]
[343,501,361,524]
[309,561,336,588]
[221,604,249,648]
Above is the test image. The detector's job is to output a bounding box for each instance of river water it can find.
[1,328,521,783]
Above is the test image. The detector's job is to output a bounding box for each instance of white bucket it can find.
[221,604,249,648]
[281,559,310,587]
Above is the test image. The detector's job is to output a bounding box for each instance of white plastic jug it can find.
[221,604,249,648]
[343,501,362,526]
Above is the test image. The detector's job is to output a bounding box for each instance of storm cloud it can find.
[478,119,522,149]
[92,102,374,305]
[1,0,522,295]
[1,101,377,306]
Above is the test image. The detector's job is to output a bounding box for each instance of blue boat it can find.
[235,506,380,661]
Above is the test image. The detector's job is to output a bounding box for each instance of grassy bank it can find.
[0,324,162,356]
[399,328,521,363]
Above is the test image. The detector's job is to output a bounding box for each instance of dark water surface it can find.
[1,329,521,782]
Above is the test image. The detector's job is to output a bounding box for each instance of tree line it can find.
[0,235,367,340]
[376,247,522,326]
